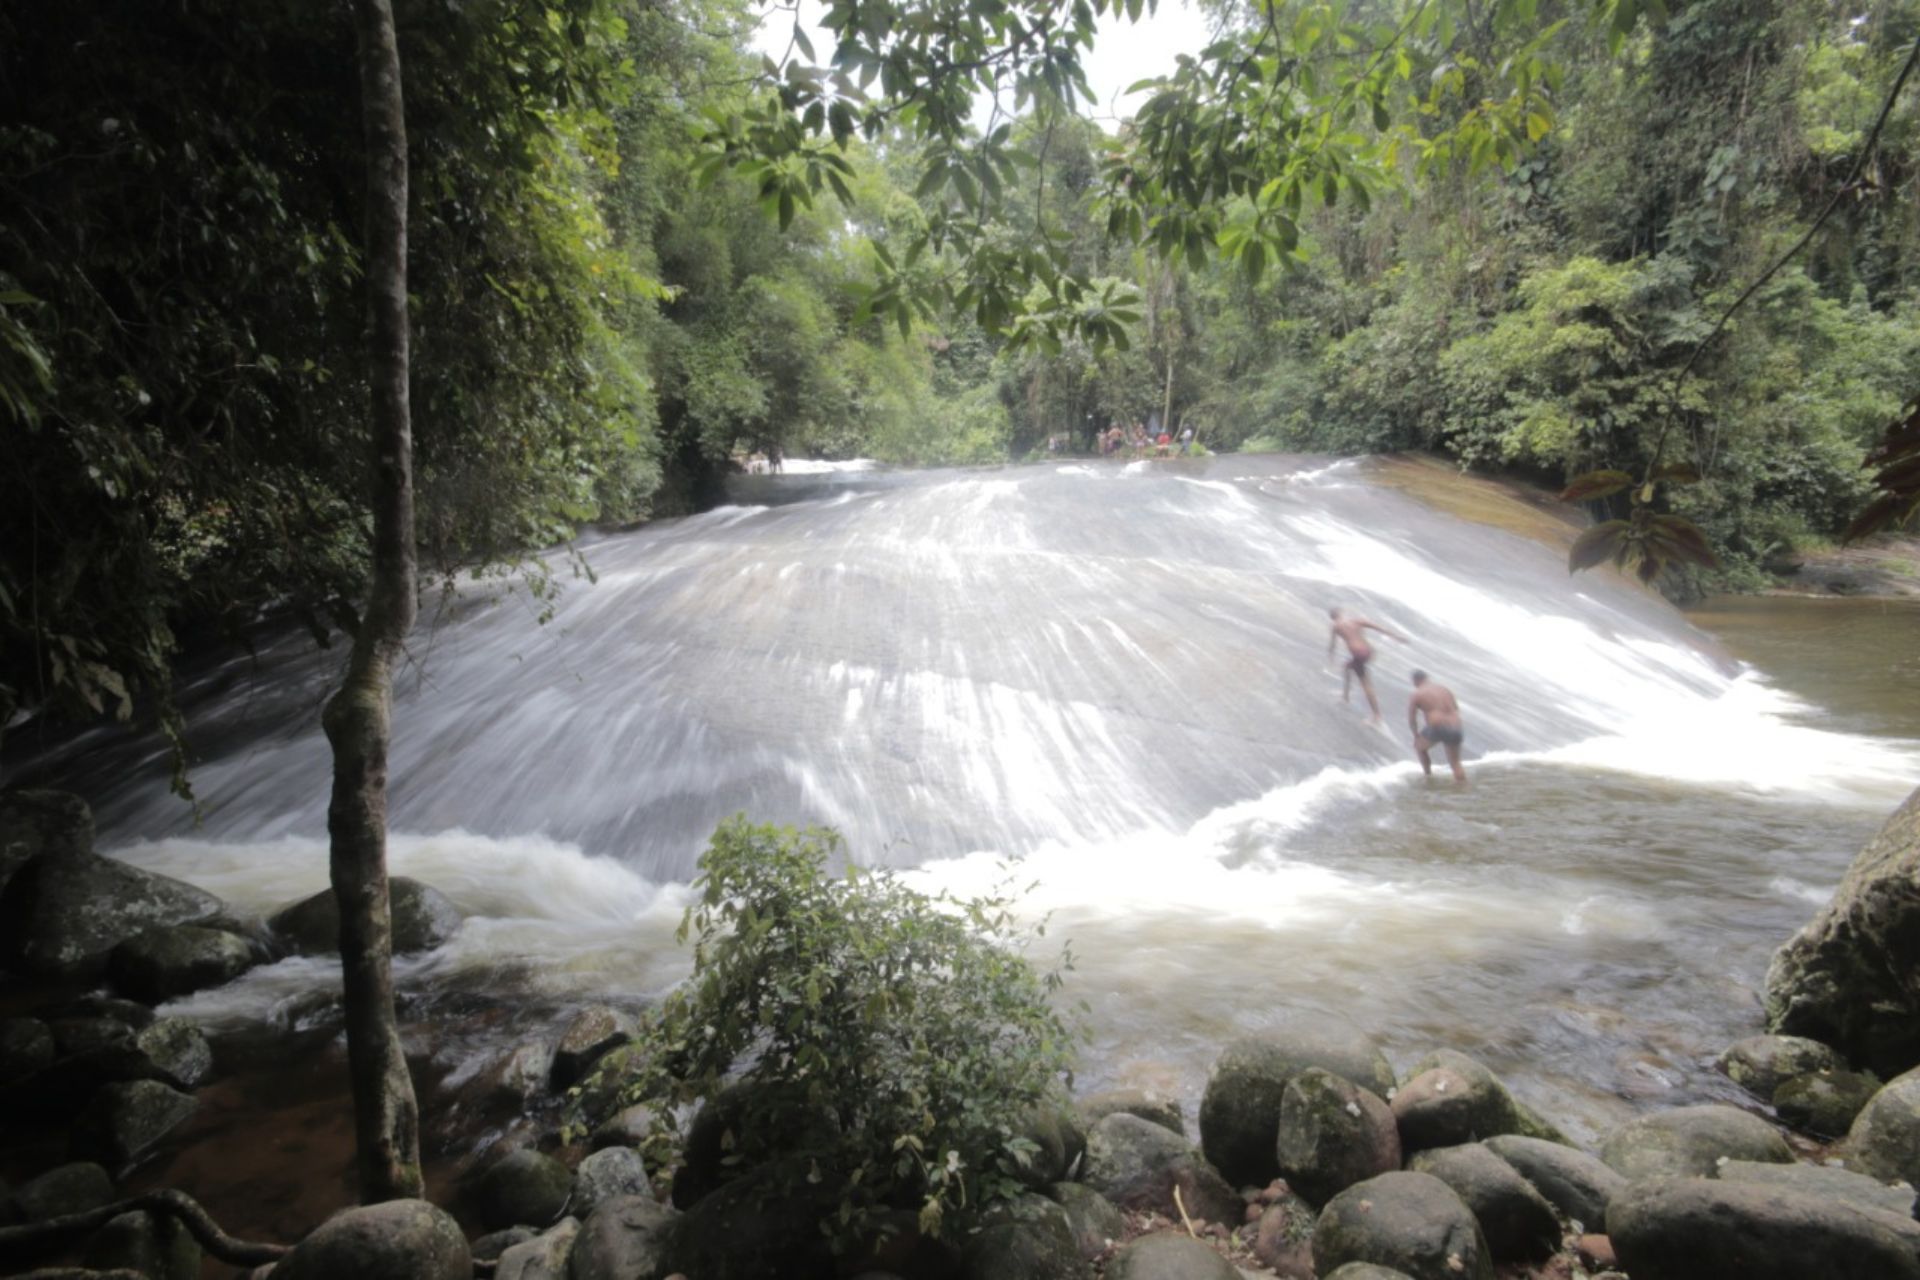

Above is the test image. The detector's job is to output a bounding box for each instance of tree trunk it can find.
[326,0,423,1204]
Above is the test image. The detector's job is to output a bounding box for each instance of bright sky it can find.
[748,0,1217,130]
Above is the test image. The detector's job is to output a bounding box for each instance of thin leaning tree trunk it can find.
[327,0,424,1203]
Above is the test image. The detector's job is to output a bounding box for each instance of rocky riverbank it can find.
[4,784,1920,1279]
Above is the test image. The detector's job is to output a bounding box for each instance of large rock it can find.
[1766,784,1920,1078]
[1050,1182,1127,1257]
[1076,1087,1185,1138]
[1845,1067,1920,1187]
[1015,1099,1086,1187]
[108,925,258,1003]
[571,1146,652,1219]
[551,1005,640,1090]
[1406,1144,1559,1263]
[960,1195,1088,1280]
[82,1207,201,1280]
[1483,1134,1623,1229]
[1389,1051,1523,1153]
[475,1148,574,1232]
[1312,1171,1493,1280]
[0,852,221,977]
[670,1080,834,1210]
[0,1015,55,1086]
[8,1162,114,1222]
[497,1216,581,1280]
[1599,1105,1791,1180]
[269,875,462,955]
[134,1017,213,1089]
[1104,1232,1241,1280]
[0,789,93,893]
[569,1194,676,1280]
[1717,1158,1916,1218]
[1717,1034,1846,1099]
[69,1079,198,1167]
[276,1199,471,1280]
[1773,1068,1879,1137]
[662,1162,836,1280]
[1198,1018,1394,1187]
[1274,1067,1400,1207]
[1607,1175,1920,1280]
[1082,1113,1239,1225]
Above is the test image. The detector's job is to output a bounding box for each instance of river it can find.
[9,452,1918,1171]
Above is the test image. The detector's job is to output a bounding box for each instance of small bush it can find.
[569,817,1080,1248]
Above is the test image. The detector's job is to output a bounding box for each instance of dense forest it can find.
[3,0,1917,736]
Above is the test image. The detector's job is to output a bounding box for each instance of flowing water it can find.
[10,453,1920,1151]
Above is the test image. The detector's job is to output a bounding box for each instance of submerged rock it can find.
[276,1199,470,1280]
[1599,1104,1791,1180]
[1312,1171,1493,1280]
[268,876,462,956]
[1198,1017,1395,1188]
[0,851,221,977]
[1608,1175,1920,1280]
[109,924,258,1003]
[1766,784,1920,1078]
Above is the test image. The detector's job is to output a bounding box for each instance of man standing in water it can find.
[1327,607,1405,723]
[1408,670,1468,783]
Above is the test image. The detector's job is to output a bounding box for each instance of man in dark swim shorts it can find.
[1327,607,1406,724]
[1408,670,1467,783]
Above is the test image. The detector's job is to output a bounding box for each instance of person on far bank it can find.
[1408,670,1467,784]
[1327,606,1406,724]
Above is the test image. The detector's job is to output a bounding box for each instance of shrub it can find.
[569,817,1080,1248]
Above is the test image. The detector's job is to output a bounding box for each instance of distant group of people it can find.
[1327,607,1468,784]
[1097,422,1195,458]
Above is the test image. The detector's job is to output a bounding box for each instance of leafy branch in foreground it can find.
[567,818,1081,1250]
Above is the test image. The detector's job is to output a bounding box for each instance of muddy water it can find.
[5,455,1918,1249]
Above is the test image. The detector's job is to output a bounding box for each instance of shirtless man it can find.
[1408,670,1467,783]
[1327,607,1405,724]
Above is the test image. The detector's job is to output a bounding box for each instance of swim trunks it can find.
[1422,724,1464,747]
[1346,652,1370,676]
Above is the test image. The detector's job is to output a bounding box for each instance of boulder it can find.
[572,1146,652,1219]
[1199,1018,1395,1187]
[1406,1144,1559,1263]
[268,876,462,956]
[569,1194,676,1280]
[1274,1067,1400,1207]
[41,995,157,1030]
[1717,1035,1846,1099]
[1599,1105,1791,1180]
[1766,784,1920,1077]
[551,1005,640,1090]
[476,1148,574,1232]
[1104,1232,1241,1280]
[1483,1134,1624,1229]
[670,1080,834,1209]
[1389,1051,1523,1154]
[0,789,94,893]
[1082,1113,1239,1225]
[8,1162,114,1222]
[1049,1182,1126,1257]
[473,1226,540,1261]
[1016,1099,1086,1187]
[82,1207,200,1280]
[108,925,258,1003]
[69,1079,198,1167]
[497,1216,581,1280]
[1717,1158,1916,1218]
[1312,1171,1493,1280]
[1607,1175,1920,1280]
[1846,1068,1920,1187]
[662,1162,837,1280]
[0,1015,54,1085]
[463,1041,556,1112]
[1076,1087,1186,1137]
[1773,1068,1879,1137]
[961,1195,1088,1280]
[590,1103,657,1152]
[276,1199,471,1280]
[133,1017,213,1090]
[1251,1190,1317,1278]
[0,852,221,977]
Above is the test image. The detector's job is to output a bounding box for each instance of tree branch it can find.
[0,1190,289,1267]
